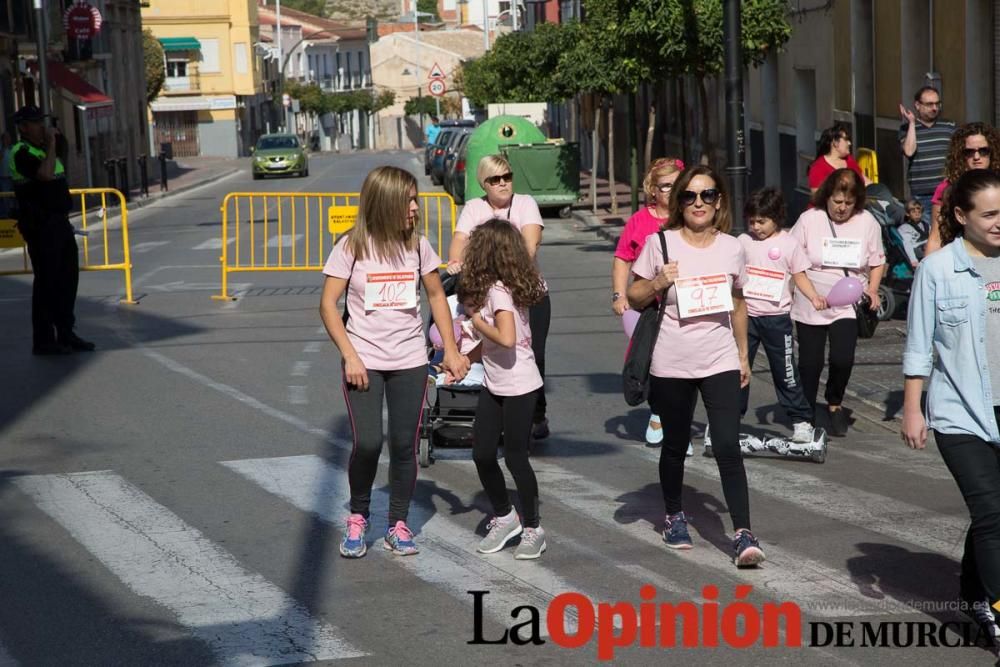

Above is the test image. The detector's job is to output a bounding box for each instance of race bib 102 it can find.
[364,271,418,310]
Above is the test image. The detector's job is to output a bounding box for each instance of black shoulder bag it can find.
[622,231,670,406]
[826,217,879,338]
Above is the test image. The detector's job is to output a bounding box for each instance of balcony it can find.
[162,75,201,95]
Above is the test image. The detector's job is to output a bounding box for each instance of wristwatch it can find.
[612,292,623,303]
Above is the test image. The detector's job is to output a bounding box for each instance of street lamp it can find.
[399,11,434,126]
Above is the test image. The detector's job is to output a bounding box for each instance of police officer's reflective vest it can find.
[8,141,66,184]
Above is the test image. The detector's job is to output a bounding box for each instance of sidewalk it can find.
[568,169,907,433]
[118,156,242,211]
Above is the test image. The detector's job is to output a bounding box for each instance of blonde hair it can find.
[476,154,512,190]
[347,166,419,262]
[642,157,685,204]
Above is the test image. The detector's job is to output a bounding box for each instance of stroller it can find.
[418,272,483,467]
[865,183,914,321]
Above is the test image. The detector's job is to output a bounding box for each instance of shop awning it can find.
[159,37,201,52]
[29,60,113,108]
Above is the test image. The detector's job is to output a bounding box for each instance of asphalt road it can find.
[0,151,989,666]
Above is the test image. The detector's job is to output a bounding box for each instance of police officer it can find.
[10,105,93,355]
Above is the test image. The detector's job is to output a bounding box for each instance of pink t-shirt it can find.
[323,235,442,371]
[807,155,865,191]
[478,282,543,396]
[737,231,811,317]
[789,208,886,326]
[615,207,668,262]
[931,178,950,206]
[456,194,545,236]
[631,229,747,379]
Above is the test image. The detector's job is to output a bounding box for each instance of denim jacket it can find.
[903,238,1000,444]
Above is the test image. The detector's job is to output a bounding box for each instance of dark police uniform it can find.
[9,138,80,350]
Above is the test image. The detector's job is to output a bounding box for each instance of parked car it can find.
[444,132,471,204]
[430,128,470,186]
[252,133,308,179]
[424,119,475,175]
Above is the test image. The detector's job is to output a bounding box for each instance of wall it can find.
[197,108,239,156]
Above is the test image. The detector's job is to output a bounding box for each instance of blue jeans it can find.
[740,314,813,423]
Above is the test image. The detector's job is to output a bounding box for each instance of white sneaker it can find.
[645,414,664,445]
[686,442,693,456]
[791,422,814,443]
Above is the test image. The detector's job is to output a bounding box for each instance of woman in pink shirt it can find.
[807,123,868,194]
[627,165,765,568]
[790,169,885,437]
[319,166,469,559]
[924,122,1000,255]
[612,156,684,445]
[458,220,548,560]
[448,155,551,440]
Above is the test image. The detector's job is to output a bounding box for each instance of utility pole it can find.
[33,0,50,120]
[723,0,747,234]
[512,0,518,31]
[277,0,289,133]
[482,0,489,50]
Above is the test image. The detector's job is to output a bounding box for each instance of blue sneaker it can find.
[733,529,766,567]
[663,512,693,549]
[384,520,419,556]
[339,513,368,558]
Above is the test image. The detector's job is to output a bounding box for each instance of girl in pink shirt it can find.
[319,166,469,559]
[628,165,765,568]
[612,157,684,446]
[458,219,548,560]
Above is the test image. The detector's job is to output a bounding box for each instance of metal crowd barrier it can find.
[0,188,136,304]
[213,191,458,301]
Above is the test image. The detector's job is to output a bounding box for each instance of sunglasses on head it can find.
[678,188,720,207]
[964,147,991,159]
[485,172,513,186]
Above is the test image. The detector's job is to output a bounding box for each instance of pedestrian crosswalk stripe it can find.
[14,471,366,666]
[266,234,304,248]
[223,454,610,636]
[192,237,234,250]
[131,241,170,253]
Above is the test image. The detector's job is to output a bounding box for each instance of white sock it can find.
[497,509,517,524]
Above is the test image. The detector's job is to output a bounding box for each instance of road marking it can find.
[303,342,322,353]
[192,238,234,251]
[631,446,966,558]
[131,241,171,253]
[833,446,953,481]
[146,281,252,293]
[291,361,310,377]
[14,471,366,666]
[223,455,603,636]
[267,234,304,248]
[287,386,308,405]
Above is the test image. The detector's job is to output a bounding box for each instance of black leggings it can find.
[528,294,551,423]
[795,319,858,413]
[648,371,751,531]
[936,415,1000,606]
[473,388,540,528]
[342,365,427,524]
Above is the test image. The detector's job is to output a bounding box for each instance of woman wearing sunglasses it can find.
[448,154,552,440]
[612,156,687,447]
[925,122,1000,255]
[790,169,885,437]
[627,165,765,568]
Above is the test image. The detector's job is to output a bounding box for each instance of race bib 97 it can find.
[675,273,734,319]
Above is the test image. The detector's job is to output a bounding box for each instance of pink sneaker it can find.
[339,514,368,558]
[384,520,419,555]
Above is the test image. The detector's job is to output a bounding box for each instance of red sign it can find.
[63,1,103,40]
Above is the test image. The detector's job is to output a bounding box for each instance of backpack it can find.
[622,232,669,406]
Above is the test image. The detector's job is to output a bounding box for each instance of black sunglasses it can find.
[964,147,991,159]
[485,172,513,186]
[678,188,720,207]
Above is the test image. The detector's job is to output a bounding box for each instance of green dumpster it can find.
[464,115,580,214]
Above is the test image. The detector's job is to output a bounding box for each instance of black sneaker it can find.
[32,342,73,356]
[828,407,849,437]
[662,512,693,549]
[58,332,95,351]
[732,529,766,567]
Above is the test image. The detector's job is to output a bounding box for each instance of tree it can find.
[142,29,165,104]
[404,96,438,117]
[279,0,328,16]
[417,0,439,21]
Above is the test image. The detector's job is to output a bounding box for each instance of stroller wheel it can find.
[418,437,432,468]
[876,284,895,321]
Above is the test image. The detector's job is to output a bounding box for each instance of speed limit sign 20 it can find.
[428,79,446,97]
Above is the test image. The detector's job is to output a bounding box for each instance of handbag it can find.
[622,231,670,406]
[826,218,879,339]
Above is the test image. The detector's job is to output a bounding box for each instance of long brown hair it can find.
[347,166,419,262]
[939,169,1000,246]
[457,219,545,311]
[666,165,733,234]
[943,122,1000,183]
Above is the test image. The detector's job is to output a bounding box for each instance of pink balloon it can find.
[429,324,444,348]
[622,309,640,338]
[768,247,781,260]
[826,276,864,307]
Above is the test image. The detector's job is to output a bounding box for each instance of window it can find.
[308,54,315,78]
[166,60,187,78]
[345,52,352,89]
[234,42,248,75]
[200,38,220,73]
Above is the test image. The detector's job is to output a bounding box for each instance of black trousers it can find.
[473,388,540,528]
[795,319,858,413]
[935,416,1000,606]
[648,371,752,531]
[21,220,79,346]
[528,294,551,424]
[740,314,813,423]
